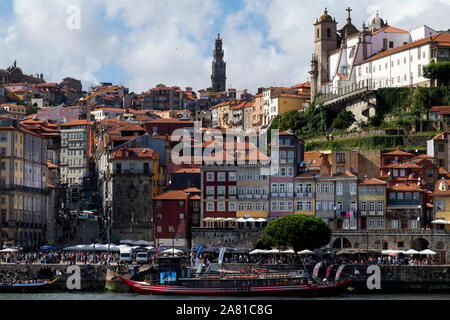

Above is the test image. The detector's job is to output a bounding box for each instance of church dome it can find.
[369,10,387,31]
[319,8,333,23]
[371,16,384,26]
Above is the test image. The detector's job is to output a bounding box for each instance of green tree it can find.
[261,214,331,253]
[332,109,356,130]
[423,61,450,86]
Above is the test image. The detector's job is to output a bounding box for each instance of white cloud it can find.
[100,0,221,92]
[0,0,118,89]
[0,0,448,94]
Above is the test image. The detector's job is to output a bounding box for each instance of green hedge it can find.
[306,135,408,151]
[376,86,450,115]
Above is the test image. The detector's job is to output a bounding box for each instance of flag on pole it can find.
[312,262,322,278]
[194,245,204,261]
[335,264,346,282]
[218,247,227,264]
[157,244,165,256]
[325,264,334,280]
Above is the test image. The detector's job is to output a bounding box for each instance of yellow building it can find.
[262,88,309,127]
[235,149,270,219]
[433,179,450,230]
[0,116,48,247]
[276,94,309,114]
[358,178,387,230]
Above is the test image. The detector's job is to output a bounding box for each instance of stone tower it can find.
[211,34,226,92]
[310,8,338,99]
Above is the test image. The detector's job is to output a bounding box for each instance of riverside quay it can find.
[330,230,450,264]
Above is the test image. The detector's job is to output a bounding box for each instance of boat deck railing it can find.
[182,270,307,281]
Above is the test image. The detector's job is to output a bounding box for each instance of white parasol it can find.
[419,249,436,255]
[431,219,448,225]
[163,248,183,254]
[298,249,314,255]
[0,248,18,252]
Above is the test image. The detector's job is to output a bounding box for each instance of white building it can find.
[311,8,450,97]
[90,108,124,121]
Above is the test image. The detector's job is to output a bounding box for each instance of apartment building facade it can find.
[59,120,88,185]
[0,117,49,248]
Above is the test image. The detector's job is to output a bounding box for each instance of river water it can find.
[1,292,450,300]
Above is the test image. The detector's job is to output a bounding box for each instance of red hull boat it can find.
[120,276,355,297]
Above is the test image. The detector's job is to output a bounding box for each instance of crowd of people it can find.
[0,251,122,265]
[0,250,437,266]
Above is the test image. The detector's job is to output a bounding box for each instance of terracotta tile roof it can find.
[279,131,294,136]
[439,167,450,177]
[295,173,316,179]
[359,178,387,185]
[432,132,446,140]
[92,108,125,112]
[272,93,307,99]
[407,154,434,162]
[294,82,311,89]
[154,190,189,200]
[387,183,423,192]
[189,194,201,200]
[183,187,201,193]
[433,179,450,196]
[303,152,327,168]
[47,161,58,169]
[340,171,356,177]
[36,83,59,87]
[144,118,194,124]
[60,120,88,127]
[372,26,409,35]
[384,162,423,169]
[382,149,413,156]
[438,107,450,115]
[429,106,450,113]
[111,147,156,160]
[174,168,200,173]
[230,101,251,110]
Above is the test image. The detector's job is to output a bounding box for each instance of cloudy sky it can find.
[0,0,449,94]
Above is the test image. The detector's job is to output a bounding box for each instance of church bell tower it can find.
[311,8,338,98]
[211,34,226,93]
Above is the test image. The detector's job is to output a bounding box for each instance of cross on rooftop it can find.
[346,7,352,20]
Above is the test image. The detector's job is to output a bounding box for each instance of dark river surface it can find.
[1,291,449,300]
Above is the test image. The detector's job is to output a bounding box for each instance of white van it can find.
[136,252,149,264]
[119,247,133,263]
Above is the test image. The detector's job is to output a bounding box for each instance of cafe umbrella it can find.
[298,249,314,255]
[419,249,436,255]
[405,249,420,255]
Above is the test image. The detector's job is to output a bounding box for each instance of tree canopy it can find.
[332,109,356,130]
[261,214,331,253]
[423,61,450,86]
[266,102,336,143]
